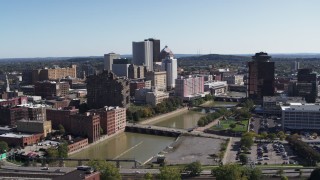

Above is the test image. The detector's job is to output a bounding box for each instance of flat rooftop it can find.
[0,133,33,138]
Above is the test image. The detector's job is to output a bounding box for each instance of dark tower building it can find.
[247,52,275,102]
[289,68,318,103]
[86,71,130,109]
[145,38,160,62]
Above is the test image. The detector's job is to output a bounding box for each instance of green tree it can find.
[184,161,202,177]
[211,164,245,180]
[240,135,253,149]
[46,147,58,161]
[87,160,121,180]
[100,126,104,135]
[268,133,277,141]
[229,123,236,130]
[239,154,248,165]
[245,167,262,180]
[277,131,286,140]
[133,111,140,122]
[58,124,65,135]
[281,175,288,180]
[144,172,153,180]
[260,132,268,139]
[309,168,320,180]
[57,143,68,158]
[0,141,9,154]
[157,166,181,180]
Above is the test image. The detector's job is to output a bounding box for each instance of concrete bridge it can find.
[26,157,141,168]
[125,123,187,137]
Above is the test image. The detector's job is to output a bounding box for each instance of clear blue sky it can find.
[1,0,319,58]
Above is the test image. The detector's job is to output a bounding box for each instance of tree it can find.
[0,141,8,154]
[157,166,181,180]
[281,175,288,180]
[87,160,121,180]
[211,164,245,180]
[229,123,236,130]
[247,167,262,180]
[144,172,153,180]
[240,135,253,149]
[268,133,277,141]
[58,124,65,135]
[133,111,140,122]
[57,143,68,158]
[239,154,248,165]
[309,168,320,180]
[100,126,104,135]
[260,132,268,140]
[184,161,202,177]
[277,131,286,140]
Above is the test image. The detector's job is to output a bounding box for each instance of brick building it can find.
[129,81,145,96]
[86,71,130,109]
[67,138,88,153]
[46,106,79,130]
[90,106,126,136]
[0,133,42,147]
[34,81,70,98]
[32,65,77,84]
[0,96,28,107]
[16,120,52,137]
[70,112,100,143]
[0,106,28,126]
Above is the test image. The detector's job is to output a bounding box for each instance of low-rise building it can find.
[281,103,320,130]
[0,133,42,147]
[146,90,169,106]
[16,120,52,137]
[34,81,70,98]
[67,138,88,154]
[263,96,306,116]
[204,81,228,95]
[46,106,79,130]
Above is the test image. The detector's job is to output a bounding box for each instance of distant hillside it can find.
[178,54,251,61]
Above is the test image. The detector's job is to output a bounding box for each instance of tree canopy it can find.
[184,161,202,177]
[157,166,181,180]
[87,160,121,180]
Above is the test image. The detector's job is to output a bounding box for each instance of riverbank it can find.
[139,107,189,125]
[68,129,125,156]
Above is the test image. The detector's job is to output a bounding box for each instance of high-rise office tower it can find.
[132,39,160,71]
[104,53,120,71]
[145,38,160,62]
[161,46,177,89]
[247,52,275,101]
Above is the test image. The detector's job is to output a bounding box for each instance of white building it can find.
[281,103,320,130]
[161,46,177,89]
[104,53,120,71]
[204,81,228,95]
[132,40,153,71]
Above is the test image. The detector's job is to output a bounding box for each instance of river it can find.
[69,110,204,166]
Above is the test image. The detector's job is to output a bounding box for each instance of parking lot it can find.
[251,115,282,134]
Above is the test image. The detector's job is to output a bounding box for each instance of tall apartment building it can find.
[70,112,100,143]
[32,65,77,84]
[160,46,177,89]
[104,53,120,71]
[247,52,275,101]
[128,64,146,79]
[86,71,130,108]
[34,81,70,98]
[132,40,154,71]
[145,71,167,91]
[90,106,126,136]
[0,107,28,126]
[175,76,204,100]
[46,106,79,130]
[281,103,320,130]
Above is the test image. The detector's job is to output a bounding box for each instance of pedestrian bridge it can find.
[125,123,187,137]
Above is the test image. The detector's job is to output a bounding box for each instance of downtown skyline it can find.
[1,0,320,58]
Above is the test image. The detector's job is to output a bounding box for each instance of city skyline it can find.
[1,0,320,58]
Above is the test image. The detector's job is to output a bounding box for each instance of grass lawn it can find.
[200,101,239,108]
[128,104,147,112]
[210,119,249,132]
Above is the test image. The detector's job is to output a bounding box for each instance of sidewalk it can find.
[194,116,223,132]
[139,107,188,125]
